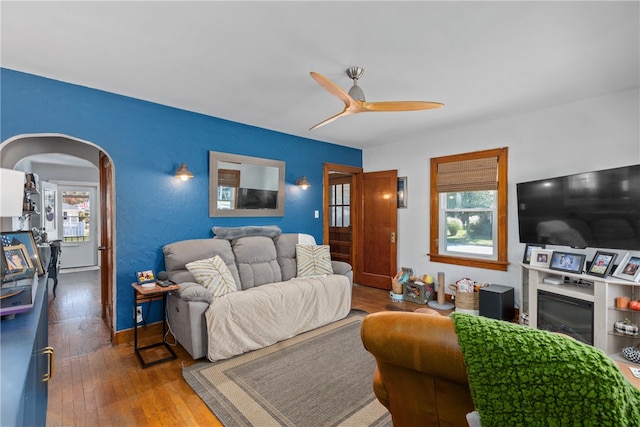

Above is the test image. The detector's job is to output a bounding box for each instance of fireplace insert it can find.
[537,290,594,345]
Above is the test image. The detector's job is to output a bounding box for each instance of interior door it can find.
[99,152,114,339]
[357,170,398,290]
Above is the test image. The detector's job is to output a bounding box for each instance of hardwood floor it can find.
[45,272,430,426]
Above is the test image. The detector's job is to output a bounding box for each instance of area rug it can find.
[183,312,392,426]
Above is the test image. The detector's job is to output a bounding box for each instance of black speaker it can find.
[479,284,514,321]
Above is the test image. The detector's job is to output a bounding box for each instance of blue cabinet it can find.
[1,275,50,425]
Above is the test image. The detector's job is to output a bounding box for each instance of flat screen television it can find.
[516,164,640,250]
[236,188,278,210]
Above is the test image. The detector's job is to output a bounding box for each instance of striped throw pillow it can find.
[296,244,333,277]
[186,255,237,297]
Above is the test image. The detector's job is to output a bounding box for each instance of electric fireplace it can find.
[537,290,594,345]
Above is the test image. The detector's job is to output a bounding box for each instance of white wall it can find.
[363,87,640,305]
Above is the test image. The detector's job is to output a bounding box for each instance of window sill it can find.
[428,253,509,272]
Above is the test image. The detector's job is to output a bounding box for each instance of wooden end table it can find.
[616,359,640,391]
[132,282,179,368]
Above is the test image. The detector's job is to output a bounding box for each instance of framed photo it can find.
[549,251,586,274]
[1,230,44,276]
[2,244,35,283]
[136,270,156,285]
[523,243,546,264]
[397,177,407,208]
[587,251,617,278]
[613,253,640,282]
[530,249,552,268]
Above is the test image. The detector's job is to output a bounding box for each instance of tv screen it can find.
[516,164,640,250]
[236,188,278,209]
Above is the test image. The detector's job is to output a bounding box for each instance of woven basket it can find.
[455,291,479,311]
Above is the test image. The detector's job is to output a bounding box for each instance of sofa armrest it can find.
[372,367,390,410]
[331,260,352,275]
[176,282,213,304]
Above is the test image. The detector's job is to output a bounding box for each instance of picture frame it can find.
[2,244,35,283]
[529,249,553,268]
[397,176,407,208]
[523,243,546,264]
[548,251,586,275]
[1,230,44,276]
[613,253,640,283]
[587,251,617,278]
[136,270,156,285]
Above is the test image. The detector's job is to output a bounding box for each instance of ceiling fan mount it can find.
[309,67,443,130]
[345,66,366,101]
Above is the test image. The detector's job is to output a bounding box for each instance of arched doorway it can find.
[0,134,116,341]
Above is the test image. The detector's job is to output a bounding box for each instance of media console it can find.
[521,263,640,357]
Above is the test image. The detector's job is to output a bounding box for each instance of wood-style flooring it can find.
[45,271,428,426]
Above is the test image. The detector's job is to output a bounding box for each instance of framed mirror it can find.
[209,151,285,217]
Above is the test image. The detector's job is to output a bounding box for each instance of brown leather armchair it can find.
[361,311,475,427]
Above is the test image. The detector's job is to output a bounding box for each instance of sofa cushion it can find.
[186,255,238,297]
[163,238,242,290]
[232,235,282,289]
[275,234,298,281]
[296,244,333,277]
[276,233,319,281]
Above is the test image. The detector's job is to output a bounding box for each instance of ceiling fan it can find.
[309,67,444,130]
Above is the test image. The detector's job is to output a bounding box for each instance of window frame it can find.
[429,147,509,271]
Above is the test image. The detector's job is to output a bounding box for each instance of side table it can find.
[616,360,640,391]
[132,282,180,368]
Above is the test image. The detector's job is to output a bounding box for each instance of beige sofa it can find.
[163,226,353,361]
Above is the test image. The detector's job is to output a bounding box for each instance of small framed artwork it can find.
[2,244,35,283]
[523,243,546,264]
[613,253,640,282]
[549,251,586,275]
[1,230,44,276]
[587,251,617,278]
[136,270,156,285]
[529,249,553,268]
[397,177,407,209]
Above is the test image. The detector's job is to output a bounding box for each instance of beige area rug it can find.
[183,312,392,426]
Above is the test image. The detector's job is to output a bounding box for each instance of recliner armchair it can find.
[361,311,474,427]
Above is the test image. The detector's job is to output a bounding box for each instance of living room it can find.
[1,1,639,425]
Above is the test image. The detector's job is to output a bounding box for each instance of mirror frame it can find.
[209,151,286,217]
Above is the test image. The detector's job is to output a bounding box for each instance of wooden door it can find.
[357,170,398,290]
[99,152,114,340]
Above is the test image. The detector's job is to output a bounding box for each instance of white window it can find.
[439,190,497,258]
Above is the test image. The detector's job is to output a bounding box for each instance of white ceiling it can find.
[2,1,638,150]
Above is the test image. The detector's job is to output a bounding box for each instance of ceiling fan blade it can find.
[309,110,353,130]
[361,101,444,112]
[310,71,359,110]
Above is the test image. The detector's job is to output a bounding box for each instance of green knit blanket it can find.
[451,312,640,427]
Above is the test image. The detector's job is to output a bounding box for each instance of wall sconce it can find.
[296,176,310,190]
[175,163,194,181]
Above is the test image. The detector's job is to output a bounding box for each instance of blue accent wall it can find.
[1,69,362,331]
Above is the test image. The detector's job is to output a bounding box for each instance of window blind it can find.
[218,169,239,187]
[436,156,498,192]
